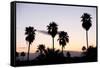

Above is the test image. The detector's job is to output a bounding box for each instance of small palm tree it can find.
[25,26,36,61]
[44,48,61,57]
[37,44,45,55]
[47,22,58,51]
[82,46,86,52]
[81,13,92,49]
[20,52,26,61]
[66,51,71,58]
[58,31,69,54]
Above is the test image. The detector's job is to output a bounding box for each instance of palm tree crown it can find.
[58,31,69,53]
[82,46,86,52]
[25,26,36,45]
[81,13,92,31]
[47,22,58,38]
[37,44,45,55]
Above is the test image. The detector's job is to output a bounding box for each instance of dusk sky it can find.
[16,3,96,53]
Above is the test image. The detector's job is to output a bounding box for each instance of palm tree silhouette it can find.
[37,44,45,55]
[82,46,86,52]
[25,26,36,61]
[44,48,61,57]
[81,13,92,49]
[47,22,58,51]
[20,52,26,61]
[66,51,71,58]
[58,31,69,54]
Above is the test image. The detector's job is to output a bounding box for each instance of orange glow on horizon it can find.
[16,31,96,53]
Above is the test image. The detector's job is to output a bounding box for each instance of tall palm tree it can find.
[81,13,92,49]
[58,31,69,54]
[47,22,58,51]
[20,52,26,61]
[37,44,45,55]
[25,26,36,61]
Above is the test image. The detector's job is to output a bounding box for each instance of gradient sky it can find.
[16,3,96,53]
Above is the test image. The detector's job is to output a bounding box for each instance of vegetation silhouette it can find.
[66,51,71,58]
[82,46,86,52]
[37,44,46,55]
[81,46,97,62]
[15,45,97,66]
[58,31,69,54]
[81,46,86,56]
[25,26,36,61]
[35,48,66,64]
[16,52,20,61]
[47,22,58,51]
[81,13,92,49]
[20,52,26,61]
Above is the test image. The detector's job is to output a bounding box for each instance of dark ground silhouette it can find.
[15,46,97,66]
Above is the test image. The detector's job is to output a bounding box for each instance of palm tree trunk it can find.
[86,31,89,49]
[27,43,30,61]
[52,38,54,52]
[62,46,63,54]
